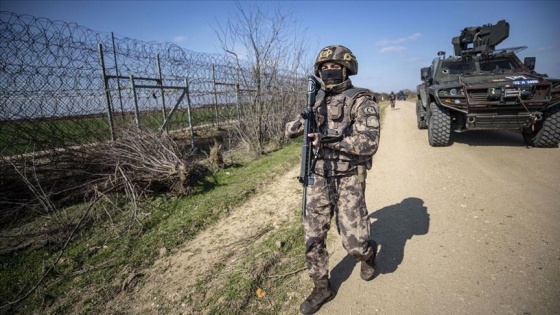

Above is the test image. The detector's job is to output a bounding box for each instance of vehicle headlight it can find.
[438,88,464,97]
[440,87,465,105]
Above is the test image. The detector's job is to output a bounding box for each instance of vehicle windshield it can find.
[437,59,476,81]
[479,57,521,72]
[442,60,476,74]
[437,57,522,81]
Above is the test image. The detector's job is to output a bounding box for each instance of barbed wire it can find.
[0,11,305,156]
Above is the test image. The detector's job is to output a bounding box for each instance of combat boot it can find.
[299,276,335,314]
[360,241,378,281]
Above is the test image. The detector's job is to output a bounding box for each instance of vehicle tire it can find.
[522,104,560,147]
[416,100,427,129]
[428,102,451,146]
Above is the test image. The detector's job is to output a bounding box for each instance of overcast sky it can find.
[3,0,559,93]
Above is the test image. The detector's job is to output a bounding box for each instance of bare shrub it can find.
[0,128,206,229]
[95,129,204,196]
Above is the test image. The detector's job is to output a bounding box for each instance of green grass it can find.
[0,105,239,156]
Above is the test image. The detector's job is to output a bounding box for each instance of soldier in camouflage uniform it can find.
[389,91,396,109]
[285,45,380,315]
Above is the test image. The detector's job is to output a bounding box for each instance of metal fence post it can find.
[130,75,141,131]
[98,43,116,141]
[111,32,125,119]
[156,54,168,133]
[185,78,195,149]
[212,64,219,128]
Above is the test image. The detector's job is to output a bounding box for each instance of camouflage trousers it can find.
[303,172,374,280]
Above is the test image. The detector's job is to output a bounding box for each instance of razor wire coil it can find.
[1,11,306,156]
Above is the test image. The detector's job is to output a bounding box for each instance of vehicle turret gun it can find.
[452,20,509,56]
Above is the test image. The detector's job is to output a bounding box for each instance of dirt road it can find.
[319,101,560,314]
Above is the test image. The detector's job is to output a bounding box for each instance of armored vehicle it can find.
[416,20,560,147]
[397,90,407,100]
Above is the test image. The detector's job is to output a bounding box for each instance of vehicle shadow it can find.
[451,129,528,147]
[329,197,429,289]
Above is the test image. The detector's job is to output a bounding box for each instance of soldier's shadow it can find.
[330,197,429,290]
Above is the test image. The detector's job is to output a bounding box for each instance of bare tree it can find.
[214,2,312,155]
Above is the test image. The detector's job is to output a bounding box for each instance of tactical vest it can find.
[314,88,373,131]
[313,88,375,176]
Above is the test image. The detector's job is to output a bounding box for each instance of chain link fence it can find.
[0,11,306,157]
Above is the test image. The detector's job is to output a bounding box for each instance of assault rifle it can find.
[298,75,320,217]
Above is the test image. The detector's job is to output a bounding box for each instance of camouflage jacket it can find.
[285,79,380,177]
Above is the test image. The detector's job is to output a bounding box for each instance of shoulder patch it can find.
[361,104,378,116]
[366,116,379,128]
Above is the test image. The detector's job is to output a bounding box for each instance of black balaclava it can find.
[320,68,344,88]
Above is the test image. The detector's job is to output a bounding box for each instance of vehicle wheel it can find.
[428,102,451,146]
[416,100,427,129]
[522,105,560,147]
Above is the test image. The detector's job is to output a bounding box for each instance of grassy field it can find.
[0,105,239,156]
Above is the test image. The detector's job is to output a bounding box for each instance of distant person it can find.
[389,91,396,109]
[285,45,380,315]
